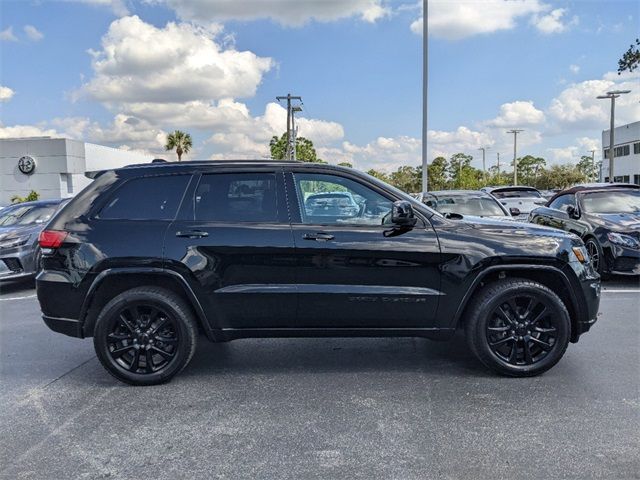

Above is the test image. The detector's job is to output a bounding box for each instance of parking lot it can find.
[0,277,638,479]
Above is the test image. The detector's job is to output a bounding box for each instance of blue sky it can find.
[1,0,638,172]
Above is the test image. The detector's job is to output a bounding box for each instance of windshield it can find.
[435,196,508,217]
[491,189,542,199]
[581,190,640,214]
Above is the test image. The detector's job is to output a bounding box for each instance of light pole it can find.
[597,89,630,182]
[421,0,428,193]
[478,147,490,184]
[507,129,523,185]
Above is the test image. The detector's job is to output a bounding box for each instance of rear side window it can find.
[194,173,277,222]
[98,175,190,220]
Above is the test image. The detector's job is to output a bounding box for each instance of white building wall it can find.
[601,121,640,184]
[0,137,155,204]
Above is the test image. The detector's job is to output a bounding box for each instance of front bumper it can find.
[607,244,640,275]
[0,244,38,281]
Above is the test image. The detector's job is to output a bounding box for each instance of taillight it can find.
[39,230,68,248]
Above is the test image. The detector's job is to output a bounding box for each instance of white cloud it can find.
[23,25,44,41]
[569,64,580,74]
[0,27,18,42]
[0,124,61,139]
[68,0,131,16]
[548,71,640,129]
[411,0,549,40]
[79,16,273,104]
[486,101,545,128]
[149,0,390,26]
[0,86,15,102]
[531,8,577,34]
[341,136,422,171]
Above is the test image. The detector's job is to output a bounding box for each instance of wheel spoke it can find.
[533,326,556,334]
[148,316,169,335]
[508,340,518,363]
[528,306,548,326]
[489,336,515,348]
[145,349,154,373]
[523,340,533,364]
[107,332,132,343]
[155,335,178,345]
[119,314,136,333]
[151,345,175,360]
[111,345,134,358]
[496,306,515,325]
[488,325,511,332]
[529,336,553,351]
[521,298,535,320]
[129,349,141,371]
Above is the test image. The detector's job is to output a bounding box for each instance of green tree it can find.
[269,133,324,162]
[10,190,39,204]
[513,155,546,186]
[165,130,192,161]
[448,153,477,189]
[576,155,598,182]
[390,165,422,193]
[337,162,353,168]
[366,169,391,183]
[427,156,448,191]
[618,38,640,74]
[536,165,585,190]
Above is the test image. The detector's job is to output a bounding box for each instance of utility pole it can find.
[276,93,303,160]
[421,0,428,193]
[597,89,630,182]
[496,152,501,179]
[590,149,596,182]
[478,147,490,184]
[507,129,524,185]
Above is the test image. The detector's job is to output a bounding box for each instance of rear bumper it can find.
[42,315,83,338]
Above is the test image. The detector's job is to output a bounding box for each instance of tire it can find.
[584,237,607,278]
[93,287,198,386]
[464,278,570,377]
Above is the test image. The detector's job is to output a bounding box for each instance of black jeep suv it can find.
[37,161,600,385]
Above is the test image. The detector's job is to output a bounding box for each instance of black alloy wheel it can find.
[585,238,602,274]
[485,295,558,366]
[94,287,198,385]
[465,278,570,377]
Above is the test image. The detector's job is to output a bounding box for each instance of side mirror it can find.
[567,205,580,219]
[509,207,521,217]
[391,200,417,227]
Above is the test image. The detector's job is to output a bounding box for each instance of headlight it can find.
[607,232,640,249]
[0,234,31,249]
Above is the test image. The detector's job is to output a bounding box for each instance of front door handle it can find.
[176,230,209,239]
[303,232,334,242]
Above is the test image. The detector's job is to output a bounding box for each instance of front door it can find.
[165,169,297,329]
[286,169,442,329]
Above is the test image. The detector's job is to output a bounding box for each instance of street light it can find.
[597,89,631,182]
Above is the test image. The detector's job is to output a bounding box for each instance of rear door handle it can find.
[303,232,334,241]
[176,230,209,238]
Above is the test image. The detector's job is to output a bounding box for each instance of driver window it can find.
[293,173,393,225]
[549,194,575,212]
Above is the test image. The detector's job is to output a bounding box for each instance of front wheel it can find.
[465,279,570,377]
[93,287,198,386]
[585,237,607,277]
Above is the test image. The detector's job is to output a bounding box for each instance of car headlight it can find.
[607,232,640,249]
[0,234,31,249]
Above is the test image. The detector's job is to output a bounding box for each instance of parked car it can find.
[528,183,640,276]
[482,186,547,221]
[304,191,360,218]
[415,190,517,219]
[0,199,68,281]
[37,161,600,385]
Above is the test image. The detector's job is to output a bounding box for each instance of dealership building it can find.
[601,120,640,184]
[0,137,155,205]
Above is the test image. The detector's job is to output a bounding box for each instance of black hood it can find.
[586,212,640,232]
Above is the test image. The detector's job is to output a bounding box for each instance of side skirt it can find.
[211,327,456,342]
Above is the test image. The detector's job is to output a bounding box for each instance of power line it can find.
[276,93,303,161]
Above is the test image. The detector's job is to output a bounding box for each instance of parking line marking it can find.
[0,294,37,301]
[602,289,640,293]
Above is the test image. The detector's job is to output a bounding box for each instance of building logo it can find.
[18,156,36,175]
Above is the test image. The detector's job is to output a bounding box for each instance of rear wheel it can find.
[465,279,570,377]
[93,287,198,386]
[585,237,606,277]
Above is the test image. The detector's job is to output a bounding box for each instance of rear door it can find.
[165,168,297,329]
[285,168,442,329]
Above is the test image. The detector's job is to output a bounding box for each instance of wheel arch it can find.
[80,268,214,340]
[454,265,582,342]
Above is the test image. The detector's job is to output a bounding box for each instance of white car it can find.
[481,186,547,220]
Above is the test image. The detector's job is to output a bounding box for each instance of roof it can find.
[482,185,540,193]
[427,190,493,197]
[548,182,640,203]
[5,199,64,208]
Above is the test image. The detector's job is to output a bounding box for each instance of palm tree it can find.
[165,130,193,161]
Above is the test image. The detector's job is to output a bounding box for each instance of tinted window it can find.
[434,196,507,217]
[99,175,189,220]
[491,189,542,199]
[294,173,392,225]
[195,173,277,222]
[549,194,575,211]
[581,190,640,214]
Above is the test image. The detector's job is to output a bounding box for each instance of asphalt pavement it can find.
[0,277,638,479]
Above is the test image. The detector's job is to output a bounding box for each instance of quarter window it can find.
[194,173,278,222]
[293,173,393,225]
[98,175,190,220]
